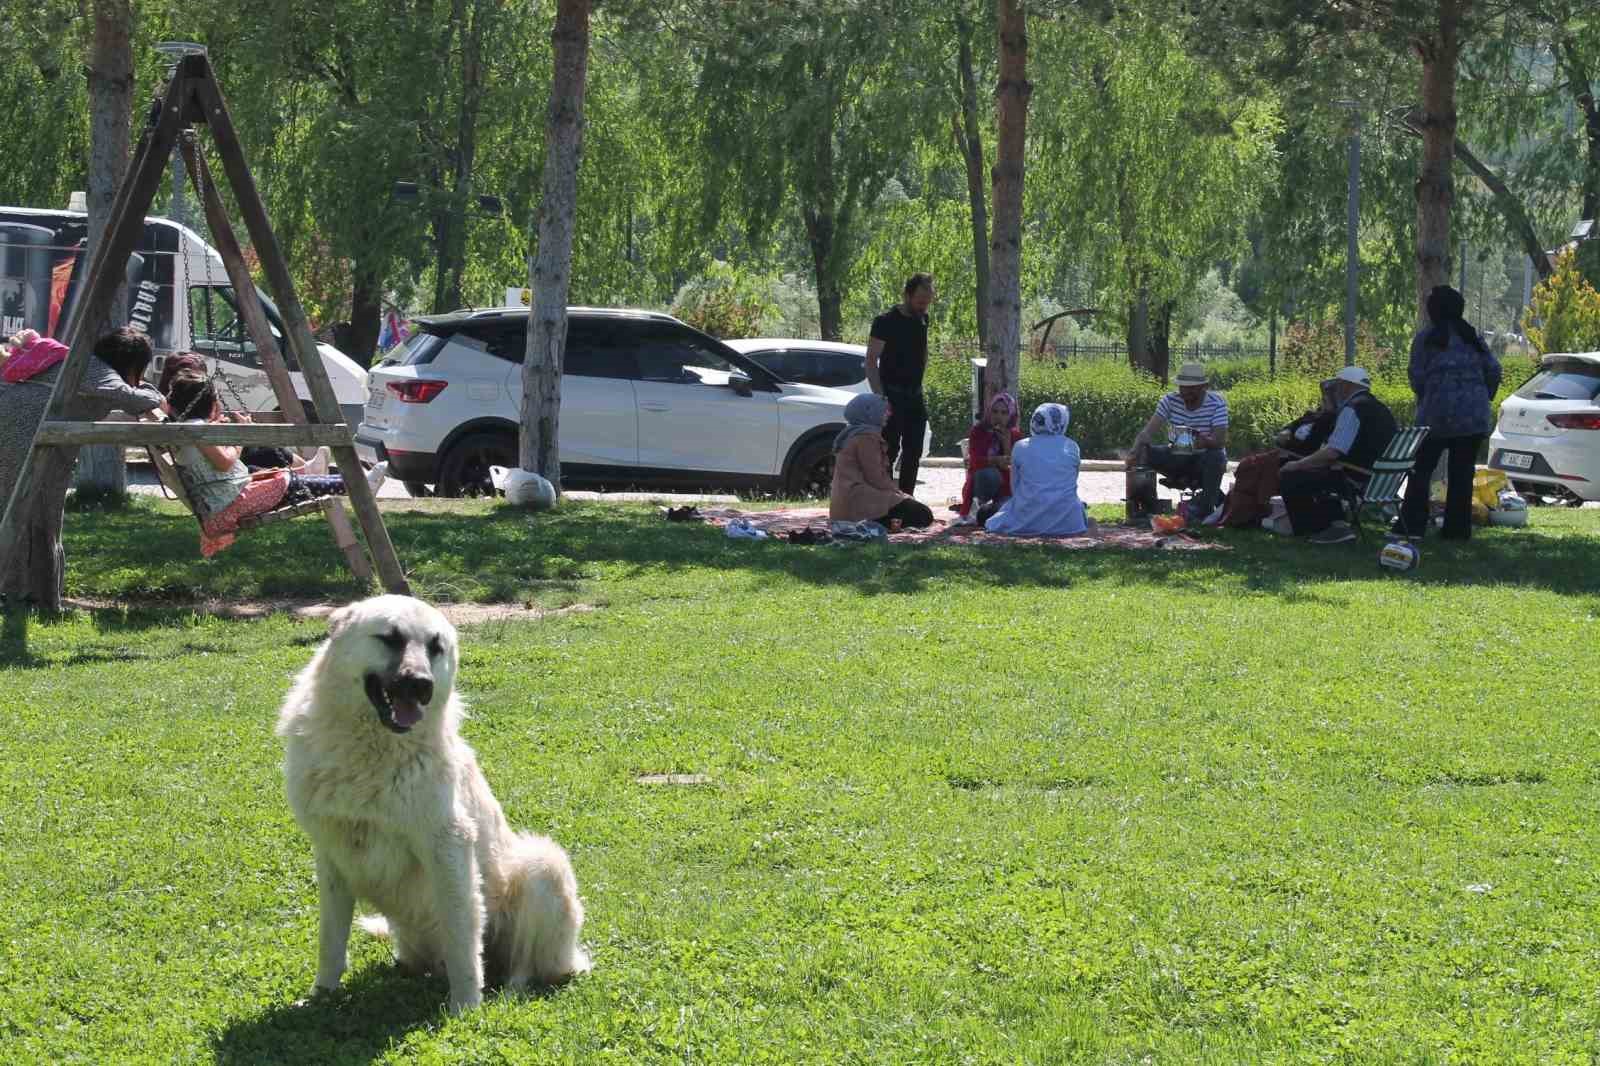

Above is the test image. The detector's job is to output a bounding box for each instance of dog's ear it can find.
[327,603,358,639]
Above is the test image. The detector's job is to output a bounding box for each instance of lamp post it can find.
[1336,100,1361,368]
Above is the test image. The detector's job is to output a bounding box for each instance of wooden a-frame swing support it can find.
[0,53,409,595]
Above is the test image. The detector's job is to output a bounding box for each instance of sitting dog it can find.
[276,595,589,1012]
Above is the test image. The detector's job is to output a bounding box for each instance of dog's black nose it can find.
[391,672,434,707]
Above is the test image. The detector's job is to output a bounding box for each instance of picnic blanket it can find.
[690,507,1224,552]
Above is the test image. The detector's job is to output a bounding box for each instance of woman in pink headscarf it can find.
[953,391,1023,526]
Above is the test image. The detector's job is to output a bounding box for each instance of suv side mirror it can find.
[729,372,754,397]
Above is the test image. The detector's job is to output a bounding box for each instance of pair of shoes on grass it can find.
[1309,521,1355,545]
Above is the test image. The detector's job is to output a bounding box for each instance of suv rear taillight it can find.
[387,380,449,404]
[1547,412,1600,430]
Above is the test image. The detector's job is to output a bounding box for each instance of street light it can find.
[1335,100,1361,368]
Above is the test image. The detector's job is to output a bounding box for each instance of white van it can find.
[1,201,367,425]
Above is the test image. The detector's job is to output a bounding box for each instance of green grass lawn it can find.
[4,498,1600,1063]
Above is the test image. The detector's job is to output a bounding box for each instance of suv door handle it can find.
[639,401,670,412]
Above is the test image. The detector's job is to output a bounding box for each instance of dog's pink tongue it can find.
[390,699,425,729]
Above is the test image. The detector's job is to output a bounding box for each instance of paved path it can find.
[122,456,1193,513]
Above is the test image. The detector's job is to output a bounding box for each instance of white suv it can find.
[355,307,857,497]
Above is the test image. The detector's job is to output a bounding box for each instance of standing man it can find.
[866,273,935,494]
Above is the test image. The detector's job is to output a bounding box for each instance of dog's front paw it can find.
[447,988,482,1014]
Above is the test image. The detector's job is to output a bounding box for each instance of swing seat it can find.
[146,446,327,535]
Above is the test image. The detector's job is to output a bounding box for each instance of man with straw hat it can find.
[1125,362,1230,523]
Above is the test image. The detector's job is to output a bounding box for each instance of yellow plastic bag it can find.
[1473,468,1508,511]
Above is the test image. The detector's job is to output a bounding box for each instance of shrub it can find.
[670,262,774,340]
[1278,319,1400,379]
[1524,248,1600,357]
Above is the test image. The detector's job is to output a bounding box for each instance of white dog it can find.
[276,595,589,1012]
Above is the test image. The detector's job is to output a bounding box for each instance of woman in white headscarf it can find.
[983,402,1089,536]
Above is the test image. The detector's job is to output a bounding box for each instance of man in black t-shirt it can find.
[866,273,935,494]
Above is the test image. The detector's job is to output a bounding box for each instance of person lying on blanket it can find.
[829,393,934,529]
[983,403,1090,537]
[953,391,1023,527]
[162,371,386,524]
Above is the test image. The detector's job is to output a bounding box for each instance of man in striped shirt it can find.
[1127,362,1229,522]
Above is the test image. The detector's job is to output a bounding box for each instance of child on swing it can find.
[164,371,385,554]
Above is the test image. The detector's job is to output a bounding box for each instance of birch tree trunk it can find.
[1414,0,1465,324]
[75,0,134,497]
[955,13,990,352]
[519,0,591,488]
[985,0,1029,405]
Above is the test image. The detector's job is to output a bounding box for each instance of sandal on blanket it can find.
[786,527,833,545]
[664,505,702,522]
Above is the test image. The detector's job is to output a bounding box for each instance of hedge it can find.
[923,357,1519,459]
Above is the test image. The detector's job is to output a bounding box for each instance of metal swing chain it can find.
[178,130,256,416]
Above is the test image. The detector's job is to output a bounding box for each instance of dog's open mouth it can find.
[366,673,426,733]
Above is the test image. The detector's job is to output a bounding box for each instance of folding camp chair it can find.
[1339,425,1430,541]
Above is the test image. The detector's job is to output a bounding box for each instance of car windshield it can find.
[1515,360,1600,402]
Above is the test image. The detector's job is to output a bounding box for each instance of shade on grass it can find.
[2,498,1597,1062]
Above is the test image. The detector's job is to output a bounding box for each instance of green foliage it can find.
[1524,248,1600,356]
[670,261,775,339]
[1029,15,1282,341]
[1278,319,1403,380]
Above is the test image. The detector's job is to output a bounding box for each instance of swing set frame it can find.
[0,52,408,594]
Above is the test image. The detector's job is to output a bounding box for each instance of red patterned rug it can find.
[688,507,1225,552]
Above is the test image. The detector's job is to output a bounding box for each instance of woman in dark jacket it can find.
[1398,285,1502,539]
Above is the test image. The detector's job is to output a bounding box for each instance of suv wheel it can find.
[436,432,515,498]
[784,438,835,499]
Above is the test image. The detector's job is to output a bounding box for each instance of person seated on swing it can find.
[157,351,315,472]
[1,328,166,512]
[163,371,385,553]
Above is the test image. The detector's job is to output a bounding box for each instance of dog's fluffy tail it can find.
[356,915,392,940]
[502,832,591,987]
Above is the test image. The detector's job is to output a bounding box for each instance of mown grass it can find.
[4,498,1600,1063]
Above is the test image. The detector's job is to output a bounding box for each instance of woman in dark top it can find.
[1397,285,1502,540]
[1217,382,1339,528]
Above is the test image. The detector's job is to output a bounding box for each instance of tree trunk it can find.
[802,79,844,343]
[1414,1,1464,324]
[1452,135,1551,280]
[1556,36,1599,221]
[1150,299,1173,386]
[519,0,591,487]
[75,0,134,498]
[955,13,990,352]
[1,449,77,611]
[985,0,1029,405]
[1127,283,1151,378]
[347,260,384,368]
[430,0,486,313]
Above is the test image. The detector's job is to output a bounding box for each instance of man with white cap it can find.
[1126,361,1230,523]
[1276,365,1397,543]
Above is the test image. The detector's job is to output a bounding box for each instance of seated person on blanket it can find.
[158,352,307,471]
[1275,366,1397,543]
[984,403,1090,537]
[1217,380,1340,528]
[953,391,1023,527]
[829,393,935,529]
[1125,362,1229,522]
[163,371,387,521]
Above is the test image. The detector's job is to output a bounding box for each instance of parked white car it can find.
[1488,350,1600,503]
[724,338,935,458]
[355,308,858,497]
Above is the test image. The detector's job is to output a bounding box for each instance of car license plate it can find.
[1499,451,1533,470]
